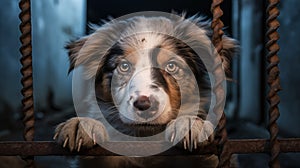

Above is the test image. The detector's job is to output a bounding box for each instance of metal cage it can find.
[0,0,299,168]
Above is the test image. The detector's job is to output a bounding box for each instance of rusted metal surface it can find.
[217,114,230,167]
[266,0,281,167]
[225,139,300,154]
[211,0,230,167]
[211,0,224,53]
[19,0,35,167]
[0,139,299,156]
[0,141,218,156]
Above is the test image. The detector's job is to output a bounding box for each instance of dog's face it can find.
[108,34,202,125]
[110,39,178,125]
[67,14,237,128]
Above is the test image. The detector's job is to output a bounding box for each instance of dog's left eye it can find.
[118,62,131,73]
[165,62,179,74]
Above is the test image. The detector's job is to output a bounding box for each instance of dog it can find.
[54,12,238,168]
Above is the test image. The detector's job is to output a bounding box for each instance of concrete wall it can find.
[238,0,265,122]
[238,0,300,136]
[0,0,22,116]
[31,0,86,109]
[0,0,85,115]
[277,0,300,136]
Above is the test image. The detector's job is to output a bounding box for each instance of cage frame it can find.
[0,0,299,168]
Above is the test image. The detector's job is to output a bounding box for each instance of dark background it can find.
[87,0,232,35]
[0,0,299,167]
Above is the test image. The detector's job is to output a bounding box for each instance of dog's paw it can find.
[53,117,109,152]
[165,116,214,151]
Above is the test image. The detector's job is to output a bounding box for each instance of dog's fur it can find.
[54,13,238,168]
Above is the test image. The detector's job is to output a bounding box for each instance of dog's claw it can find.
[170,133,175,143]
[63,137,69,148]
[93,133,96,145]
[77,138,83,152]
[188,118,193,151]
[183,138,187,150]
[53,132,58,140]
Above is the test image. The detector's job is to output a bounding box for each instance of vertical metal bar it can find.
[266,0,281,167]
[210,0,230,167]
[19,0,35,167]
[211,0,224,53]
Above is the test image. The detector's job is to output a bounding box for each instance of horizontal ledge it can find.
[226,138,300,154]
[0,138,299,156]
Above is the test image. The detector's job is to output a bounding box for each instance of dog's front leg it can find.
[165,116,214,151]
[54,117,109,152]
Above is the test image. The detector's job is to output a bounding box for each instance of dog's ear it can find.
[220,35,239,76]
[65,37,88,73]
[64,21,128,79]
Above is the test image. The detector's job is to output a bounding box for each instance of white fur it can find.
[112,46,171,124]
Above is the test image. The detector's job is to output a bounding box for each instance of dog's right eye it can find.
[118,62,131,73]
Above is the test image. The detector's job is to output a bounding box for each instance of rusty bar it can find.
[0,141,218,156]
[210,0,230,167]
[266,0,281,167]
[211,0,225,53]
[0,139,299,156]
[225,139,300,154]
[19,0,35,167]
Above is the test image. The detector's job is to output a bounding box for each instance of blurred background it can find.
[0,0,299,167]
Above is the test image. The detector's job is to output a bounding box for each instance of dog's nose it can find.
[133,96,151,111]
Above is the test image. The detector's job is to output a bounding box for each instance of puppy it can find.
[54,13,238,168]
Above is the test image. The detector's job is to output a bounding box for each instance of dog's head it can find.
[67,14,238,127]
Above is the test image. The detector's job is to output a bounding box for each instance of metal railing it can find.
[0,0,299,168]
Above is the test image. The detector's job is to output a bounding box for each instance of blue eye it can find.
[118,62,131,73]
[165,62,179,73]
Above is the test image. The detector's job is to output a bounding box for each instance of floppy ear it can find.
[220,35,239,77]
[65,35,113,102]
[65,37,88,73]
[64,20,129,79]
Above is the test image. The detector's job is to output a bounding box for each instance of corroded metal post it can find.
[211,0,230,167]
[19,0,35,167]
[211,0,224,53]
[266,0,281,167]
